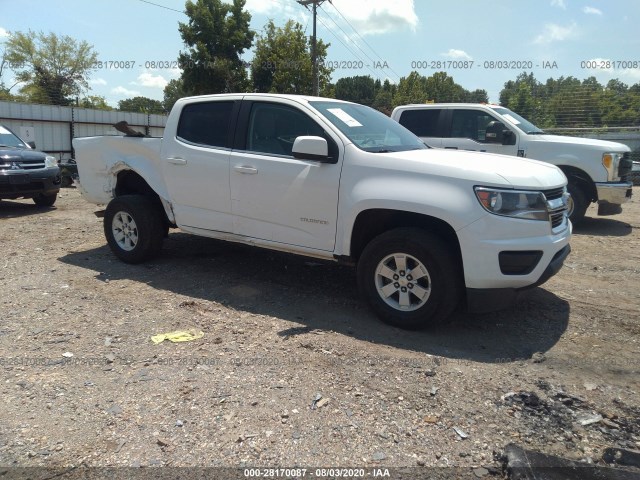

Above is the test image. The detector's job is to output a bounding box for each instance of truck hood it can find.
[383,148,567,189]
[527,134,631,153]
[0,147,47,162]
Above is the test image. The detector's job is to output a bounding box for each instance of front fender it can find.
[336,174,485,256]
[526,146,606,183]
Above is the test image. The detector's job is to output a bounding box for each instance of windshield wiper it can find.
[527,131,546,135]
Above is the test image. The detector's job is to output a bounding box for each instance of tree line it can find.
[1,0,639,129]
[500,72,640,129]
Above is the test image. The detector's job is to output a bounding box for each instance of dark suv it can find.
[0,125,60,207]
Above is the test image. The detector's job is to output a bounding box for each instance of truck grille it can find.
[619,152,632,182]
[542,187,568,229]
[0,159,46,170]
[541,187,564,201]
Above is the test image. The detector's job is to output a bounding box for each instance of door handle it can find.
[168,157,187,165]
[234,165,258,174]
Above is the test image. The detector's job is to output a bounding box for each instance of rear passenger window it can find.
[397,109,441,137]
[177,101,234,148]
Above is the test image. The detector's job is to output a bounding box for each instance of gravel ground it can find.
[0,187,638,477]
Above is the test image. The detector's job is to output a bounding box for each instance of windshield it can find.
[491,107,544,135]
[0,126,28,148]
[310,101,427,153]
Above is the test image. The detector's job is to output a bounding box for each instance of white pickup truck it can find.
[73,94,571,329]
[391,103,633,223]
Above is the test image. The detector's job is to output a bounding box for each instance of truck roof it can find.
[178,93,352,105]
[395,103,503,109]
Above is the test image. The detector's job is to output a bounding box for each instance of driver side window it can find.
[451,110,498,143]
[247,103,326,156]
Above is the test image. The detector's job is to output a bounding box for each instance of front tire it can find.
[357,228,461,329]
[104,195,164,264]
[33,193,57,207]
[567,181,588,225]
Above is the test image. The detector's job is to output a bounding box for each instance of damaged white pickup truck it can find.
[73,94,571,329]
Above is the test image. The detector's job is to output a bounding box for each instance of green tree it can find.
[118,96,165,114]
[424,72,466,102]
[178,0,254,95]
[547,76,584,128]
[334,75,376,105]
[601,79,635,126]
[505,82,537,119]
[320,82,335,98]
[464,89,489,103]
[0,50,16,100]
[79,95,112,110]
[372,79,397,114]
[251,19,331,95]
[163,78,191,112]
[499,72,640,129]
[500,73,552,127]
[372,89,394,114]
[394,71,479,106]
[394,71,428,105]
[4,30,97,105]
[579,77,604,127]
[628,83,640,125]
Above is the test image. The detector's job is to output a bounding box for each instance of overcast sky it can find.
[1,0,639,106]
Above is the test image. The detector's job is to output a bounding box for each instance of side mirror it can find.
[502,129,515,146]
[26,141,36,149]
[292,136,334,163]
[485,121,506,143]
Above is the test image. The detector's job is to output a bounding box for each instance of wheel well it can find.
[350,209,462,263]
[115,170,156,198]
[114,170,171,225]
[557,166,597,202]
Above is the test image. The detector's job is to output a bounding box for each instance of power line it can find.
[137,0,184,14]
[318,4,399,82]
[314,14,385,82]
[328,2,404,82]
[297,0,331,96]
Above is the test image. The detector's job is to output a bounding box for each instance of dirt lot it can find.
[0,187,639,476]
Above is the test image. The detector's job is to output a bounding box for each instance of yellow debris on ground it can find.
[151,329,205,344]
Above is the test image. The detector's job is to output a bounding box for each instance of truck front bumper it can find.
[466,244,571,313]
[596,181,632,205]
[457,209,572,313]
[0,168,61,199]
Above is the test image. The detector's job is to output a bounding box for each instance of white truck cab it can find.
[391,103,633,223]
[74,94,571,329]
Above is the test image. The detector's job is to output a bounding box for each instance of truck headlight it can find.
[45,155,58,168]
[474,187,548,221]
[602,152,623,182]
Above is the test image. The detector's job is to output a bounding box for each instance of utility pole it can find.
[297,0,329,96]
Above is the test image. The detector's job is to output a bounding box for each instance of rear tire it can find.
[33,193,57,207]
[567,181,588,225]
[104,195,164,264]
[357,228,461,330]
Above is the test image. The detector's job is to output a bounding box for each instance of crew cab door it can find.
[229,100,342,252]
[394,108,444,147]
[161,100,239,231]
[440,108,520,156]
